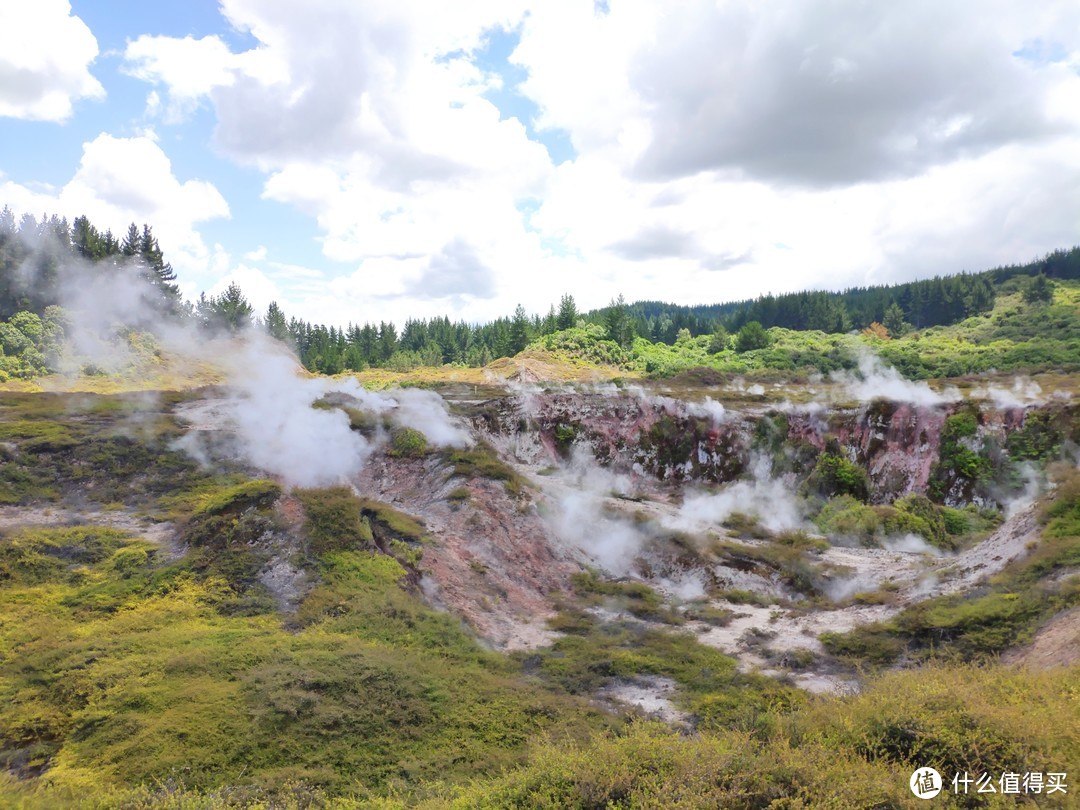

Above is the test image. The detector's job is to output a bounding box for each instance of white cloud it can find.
[124,33,288,122]
[515,0,1080,186]
[0,133,230,282]
[104,1,1080,328]
[0,0,104,122]
[207,264,283,317]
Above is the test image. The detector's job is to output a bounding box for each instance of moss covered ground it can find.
[1,375,1078,807]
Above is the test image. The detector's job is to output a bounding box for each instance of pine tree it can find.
[604,294,633,348]
[735,321,770,352]
[137,224,181,315]
[121,223,141,256]
[71,215,102,259]
[265,301,289,342]
[707,324,729,354]
[883,303,906,337]
[1023,273,1054,306]
[557,293,578,330]
[509,304,531,354]
[211,283,254,332]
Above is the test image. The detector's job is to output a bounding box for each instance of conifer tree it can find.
[557,293,578,330]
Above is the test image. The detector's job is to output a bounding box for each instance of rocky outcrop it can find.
[467,389,1077,506]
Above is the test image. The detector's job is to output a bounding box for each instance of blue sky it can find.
[2,1,1079,327]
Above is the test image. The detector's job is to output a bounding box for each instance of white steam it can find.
[835,351,960,406]
[727,378,765,396]
[821,574,873,602]
[329,376,472,448]
[881,533,947,556]
[685,396,727,423]
[656,570,708,601]
[969,377,1044,408]
[187,336,472,488]
[551,491,646,576]
[212,339,371,487]
[1002,462,1043,519]
[545,445,646,576]
[29,249,471,489]
[674,455,805,534]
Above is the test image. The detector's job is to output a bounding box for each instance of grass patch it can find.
[442,443,525,496]
[683,603,736,626]
[0,525,609,803]
[295,487,374,556]
[571,570,682,624]
[193,479,282,517]
[710,540,824,598]
[355,497,428,545]
[387,426,429,458]
[522,612,798,732]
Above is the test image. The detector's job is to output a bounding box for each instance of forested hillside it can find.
[1,206,1077,380]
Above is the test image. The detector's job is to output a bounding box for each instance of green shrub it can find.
[355,497,428,544]
[814,495,879,540]
[571,571,681,624]
[387,426,429,458]
[443,443,524,496]
[553,422,578,451]
[820,626,904,666]
[735,321,771,352]
[194,479,282,517]
[805,453,870,501]
[295,486,374,555]
[930,409,992,502]
[893,494,947,544]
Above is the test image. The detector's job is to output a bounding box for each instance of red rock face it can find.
[353,452,578,649]
[351,391,1069,646]
[476,391,1057,503]
[862,404,947,501]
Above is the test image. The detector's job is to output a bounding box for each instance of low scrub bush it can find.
[295,486,374,555]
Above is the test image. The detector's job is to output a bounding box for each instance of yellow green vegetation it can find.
[387,426,429,458]
[519,280,1080,382]
[528,608,798,732]
[814,493,994,551]
[424,662,1076,808]
[5,657,1074,808]
[2,384,1078,806]
[297,487,430,565]
[0,523,611,805]
[822,472,1080,665]
[441,442,525,496]
[295,486,377,555]
[569,570,682,624]
[0,390,217,507]
[709,539,828,600]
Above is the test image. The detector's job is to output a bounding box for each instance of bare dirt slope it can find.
[1003,605,1080,670]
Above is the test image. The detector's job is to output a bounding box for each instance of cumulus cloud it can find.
[0,133,230,281]
[124,33,287,122]
[118,0,569,322]
[0,1,104,122]
[98,0,1080,327]
[512,0,1080,188]
[608,226,703,262]
[410,240,497,300]
[630,0,1079,186]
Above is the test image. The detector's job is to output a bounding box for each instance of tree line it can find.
[617,247,1080,341]
[1,208,266,332]
[1,206,1074,375]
